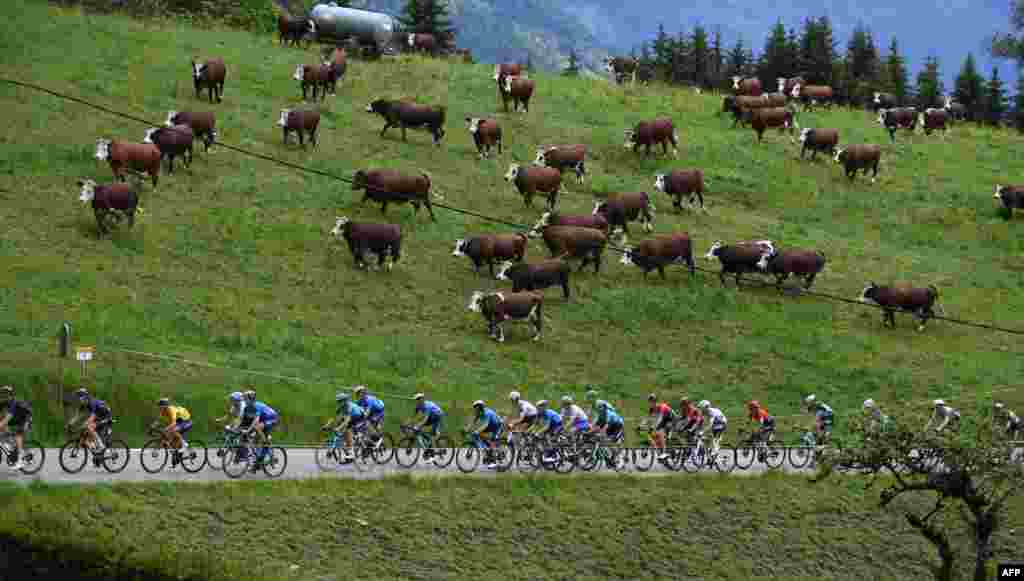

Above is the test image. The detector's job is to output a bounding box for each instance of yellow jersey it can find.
[161,405,191,424]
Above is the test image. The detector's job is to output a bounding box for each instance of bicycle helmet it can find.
[244,390,256,402]
[647,393,657,402]
[585,388,598,401]
[75,387,89,400]
[158,398,170,407]
[596,400,608,410]
[0,386,12,400]
[354,385,367,396]
[933,399,945,407]
[698,400,710,410]
[537,400,548,408]
[229,391,243,402]
[336,392,350,403]
[413,393,425,401]
[509,391,521,402]
[994,402,1005,410]
[472,400,485,409]
[679,396,691,407]
[803,395,816,407]
[863,399,876,410]
[561,395,574,405]
[748,400,760,409]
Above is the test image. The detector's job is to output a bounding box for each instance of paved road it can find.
[0,447,814,485]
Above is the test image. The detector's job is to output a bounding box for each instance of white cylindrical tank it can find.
[309,3,400,47]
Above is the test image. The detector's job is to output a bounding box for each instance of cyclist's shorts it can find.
[761,417,776,431]
[655,416,674,431]
[606,423,624,440]
[573,419,590,432]
[10,416,31,435]
[711,424,727,437]
[425,415,442,432]
[368,412,384,427]
[521,414,537,426]
[175,419,193,434]
[262,420,277,434]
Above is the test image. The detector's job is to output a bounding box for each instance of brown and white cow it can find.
[750,107,798,143]
[798,128,839,161]
[536,225,608,273]
[732,76,762,96]
[95,138,161,187]
[452,233,528,277]
[330,217,402,271]
[352,168,436,221]
[466,117,502,159]
[77,179,141,236]
[993,184,1024,218]
[593,192,655,244]
[279,108,320,148]
[294,63,331,102]
[278,13,314,47]
[605,56,639,84]
[493,63,522,82]
[505,163,561,210]
[833,145,881,183]
[878,108,917,143]
[758,249,826,291]
[500,74,535,113]
[704,240,775,287]
[620,233,695,279]
[722,95,771,127]
[943,96,967,122]
[192,57,226,104]
[624,118,678,157]
[467,290,544,343]
[859,283,941,331]
[535,145,586,185]
[791,84,833,110]
[872,92,898,112]
[654,170,705,212]
[918,108,949,137]
[529,211,609,237]
[497,259,572,299]
[407,33,436,55]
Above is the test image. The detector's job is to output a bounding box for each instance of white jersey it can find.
[706,407,727,428]
[518,400,538,419]
[934,405,960,420]
[563,404,588,425]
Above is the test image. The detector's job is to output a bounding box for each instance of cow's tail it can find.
[928,284,944,314]
[437,106,447,126]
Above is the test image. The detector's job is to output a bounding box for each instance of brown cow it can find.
[493,63,522,81]
[467,290,544,343]
[833,145,881,183]
[535,145,586,185]
[452,233,528,277]
[330,217,402,271]
[798,128,839,161]
[654,170,705,212]
[621,233,695,279]
[294,63,331,101]
[192,57,226,103]
[352,168,436,221]
[499,74,535,113]
[323,47,347,96]
[605,56,638,84]
[994,184,1024,218]
[722,95,772,127]
[878,108,917,143]
[732,76,762,96]
[504,163,561,210]
[918,108,949,137]
[750,107,798,143]
[278,108,320,148]
[759,249,826,291]
[704,240,775,287]
[859,283,941,331]
[529,212,609,237]
[497,259,572,299]
[366,99,446,146]
[593,192,655,244]
[94,139,161,187]
[466,117,502,159]
[143,125,194,174]
[278,13,313,47]
[166,110,216,153]
[407,33,436,54]
[790,84,833,110]
[537,225,608,273]
[624,118,678,157]
[77,179,141,236]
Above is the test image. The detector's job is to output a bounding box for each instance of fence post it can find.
[59,322,71,422]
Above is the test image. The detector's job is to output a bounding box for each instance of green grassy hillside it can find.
[2,474,1022,580]
[1,1,1022,444]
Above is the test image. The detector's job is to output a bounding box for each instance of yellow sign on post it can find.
[76,346,94,380]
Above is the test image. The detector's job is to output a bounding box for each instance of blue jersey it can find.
[84,398,111,418]
[358,395,384,415]
[598,409,623,427]
[480,408,502,431]
[245,401,278,422]
[542,409,563,429]
[344,402,365,420]
[417,400,443,419]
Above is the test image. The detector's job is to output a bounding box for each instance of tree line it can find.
[620,18,1024,130]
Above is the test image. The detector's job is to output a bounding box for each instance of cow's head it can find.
[799,128,812,144]
[351,170,368,190]
[604,58,615,74]
[192,61,206,80]
[330,216,350,237]
[365,99,385,114]
[293,64,306,82]
[307,19,316,36]
[279,109,291,127]
[467,291,488,312]
[503,75,513,93]
[877,110,888,126]
[859,282,879,304]
[142,127,159,144]
[731,76,742,90]
[165,111,179,127]
[790,84,802,98]
[654,174,666,192]
[408,33,416,47]
[504,163,520,182]
[833,148,845,164]
[873,92,882,105]
[704,241,724,260]
[452,238,467,257]
[623,129,635,149]
[592,201,607,216]
[533,148,548,165]
[755,251,773,271]
[533,212,555,232]
[95,138,111,161]
[777,78,787,93]
[619,247,635,266]
[994,184,1006,201]
[77,179,97,203]
[466,117,482,134]
[944,95,953,109]
[493,65,501,81]
[495,261,515,281]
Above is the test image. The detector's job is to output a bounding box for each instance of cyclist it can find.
[698,400,728,456]
[0,386,32,470]
[507,391,538,433]
[354,386,385,434]
[584,387,602,419]
[468,400,504,469]
[240,390,279,466]
[68,388,113,453]
[862,399,894,438]
[648,394,676,461]
[322,392,366,463]
[592,400,625,443]
[534,400,564,463]
[803,395,834,445]
[925,399,960,434]
[410,393,445,463]
[993,402,1022,440]
[216,391,246,430]
[560,395,590,438]
[747,400,775,443]
[680,397,704,437]
[154,398,192,460]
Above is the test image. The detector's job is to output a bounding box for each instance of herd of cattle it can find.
[78,37,1014,344]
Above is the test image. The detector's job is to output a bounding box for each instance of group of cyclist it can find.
[1,382,1021,472]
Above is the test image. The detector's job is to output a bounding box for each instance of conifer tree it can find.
[953,53,985,121]
[983,66,1008,125]
[398,0,455,45]
[915,55,945,109]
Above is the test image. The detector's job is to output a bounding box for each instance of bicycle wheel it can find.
[223,446,252,479]
[431,435,455,468]
[140,439,169,474]
[18,440,46,475]
[631,447,656,472]
[58,440,89,474]
[735,444,755,470]
[261,446,288,478]
[372,432,395,465]
[102,439,131,473]
[609,448,629,473]
[315,444,342,470]
[713,447,736,474]
[681,446,703,473]
[762,441,786,469]
[517,444,541,473]
[788,446,813,469]
[455,447,480,473]
[395,436,422,468]
[180,441,207,473]
[350,445,372,472]
[493,443,515,472]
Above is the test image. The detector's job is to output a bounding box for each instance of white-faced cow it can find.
[535,145,586,185]
[620,233,695,279]
[878,108,917,143]
[790,83,833,111]
[704,240,775,287]
[798,128,839,161]
[467,290,544,343]
[654,170,706,212]
[466,117,502,159]
[757,248,826,291]
[732,76,762,96]
[624,118,678,158]
[859,283,941,332]
[77,178,141,237]
[834,145,881,183]
[500,74,535,113]
[943,96,967,122]
[605,56,638,84]
[918,108,949,138]
[993,184,1024,218]
[872,92,898,112]
[505,163,561,210]
[496,259,572,300]
[329,217,402,272]
[452,233,528,277]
